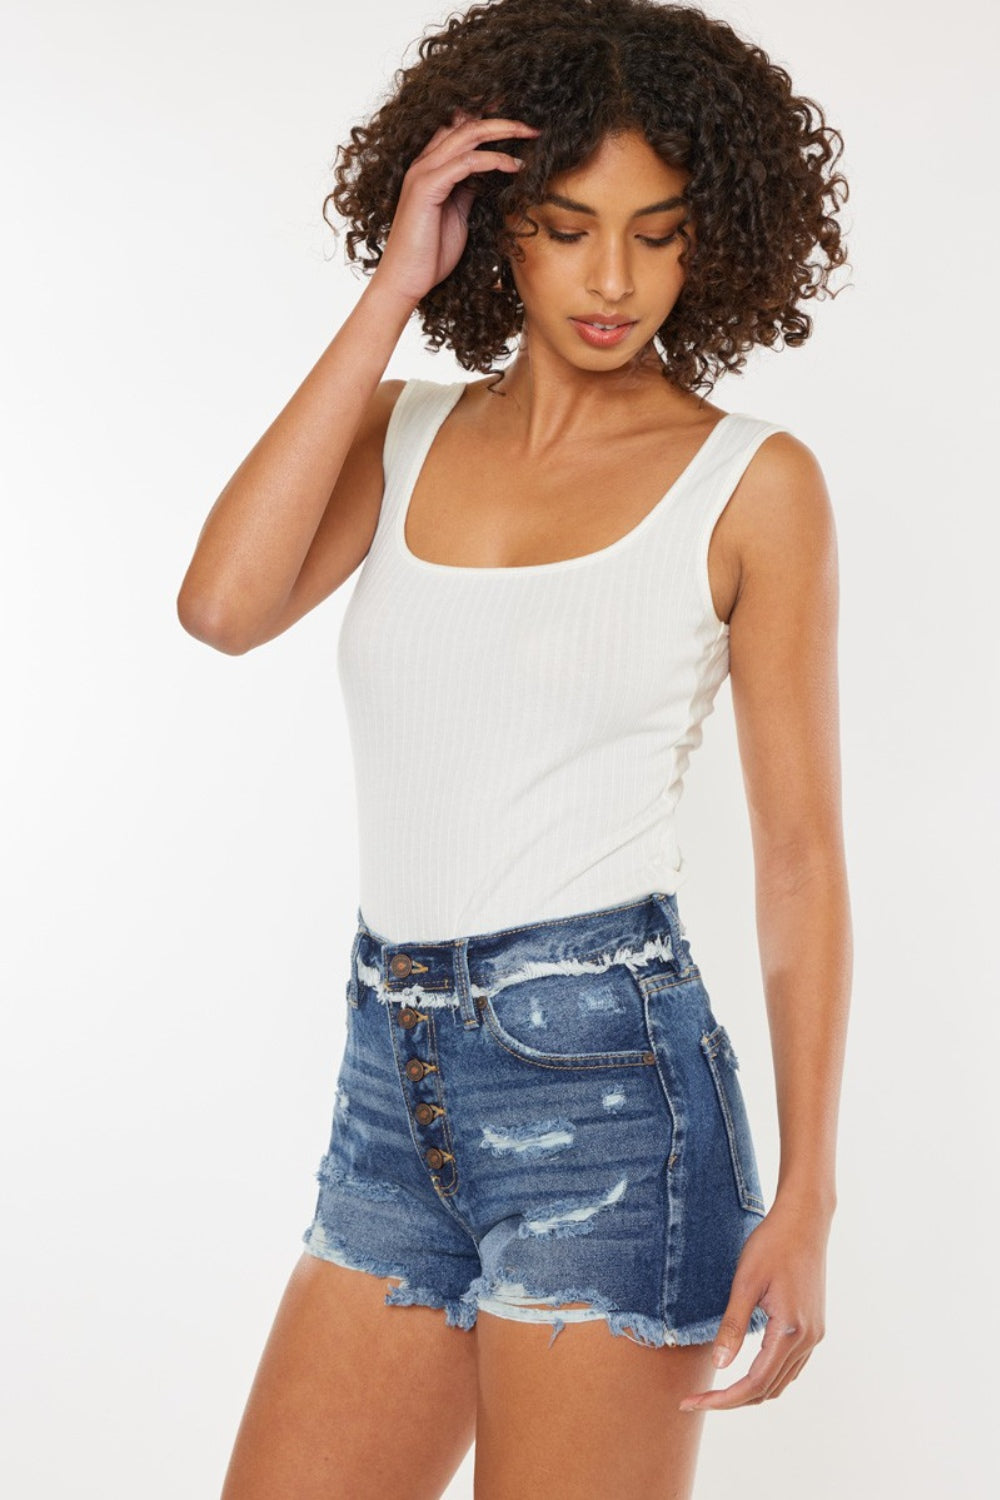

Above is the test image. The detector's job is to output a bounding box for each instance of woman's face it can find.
[503,129,693,370]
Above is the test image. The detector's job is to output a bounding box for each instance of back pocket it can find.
[699,1024,767,1216]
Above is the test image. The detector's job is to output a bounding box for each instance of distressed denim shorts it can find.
[301,890,769,1349]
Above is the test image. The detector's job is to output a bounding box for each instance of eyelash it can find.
[545,229,681,247]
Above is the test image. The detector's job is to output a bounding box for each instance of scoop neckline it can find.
[394,379,741,577]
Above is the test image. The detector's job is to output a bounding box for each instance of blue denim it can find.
[302,890,770,1349]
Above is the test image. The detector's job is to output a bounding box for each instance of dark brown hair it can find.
[325,0,850,396]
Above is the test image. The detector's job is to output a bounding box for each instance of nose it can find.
[585,236,635,304]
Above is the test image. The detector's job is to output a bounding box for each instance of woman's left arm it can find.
[679,431,852,1413]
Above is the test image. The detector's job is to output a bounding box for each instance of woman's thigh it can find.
[219,1252,478,1500]
[473,1311,717,1500]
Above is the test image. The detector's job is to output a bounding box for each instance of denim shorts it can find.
[302,889,769,1349]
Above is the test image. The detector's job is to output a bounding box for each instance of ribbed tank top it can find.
[337,377,787,944]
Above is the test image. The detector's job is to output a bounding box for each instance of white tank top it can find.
[337,377,787,943]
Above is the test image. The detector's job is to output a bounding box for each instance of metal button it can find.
[426,1148,444,1170]
[405,1058,426,1081]
[390,953,413,978]
[642,1051,656,1064]
[398,1006,420,1029]
[414,1102,435,1125]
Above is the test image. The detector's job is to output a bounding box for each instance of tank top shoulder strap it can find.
[659,410,790,625]
[677,410,790,538]
[698,410,789,487]
[376,377,464,540]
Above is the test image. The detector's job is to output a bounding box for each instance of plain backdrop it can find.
[3,0,998,1494]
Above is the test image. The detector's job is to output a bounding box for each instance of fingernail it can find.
[712,1345,730,1367]
[679,1401,700,1412]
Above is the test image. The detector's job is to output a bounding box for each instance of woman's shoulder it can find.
[733,421,825,492]
[376,374,452,438]
[721,421,835,580]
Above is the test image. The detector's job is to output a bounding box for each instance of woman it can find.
[178,1,852,1494]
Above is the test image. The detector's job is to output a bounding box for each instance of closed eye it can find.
[545,229,680,247]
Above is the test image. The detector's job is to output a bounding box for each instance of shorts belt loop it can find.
[346,927,363,1008]
[650,890,691,972]
[452,938,478,1028]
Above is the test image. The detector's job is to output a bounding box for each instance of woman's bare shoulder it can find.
[722,427,837,627]
[723,424,833,538]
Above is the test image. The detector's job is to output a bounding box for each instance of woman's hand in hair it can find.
[371,109,539,308]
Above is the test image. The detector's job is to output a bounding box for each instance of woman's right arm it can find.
[176,109,538,656]
[175,280,415,655]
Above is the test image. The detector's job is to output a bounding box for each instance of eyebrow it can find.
[540,192,687,217]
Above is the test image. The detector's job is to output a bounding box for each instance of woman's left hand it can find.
[678,1193,832,1411]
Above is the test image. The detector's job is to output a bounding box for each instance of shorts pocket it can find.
[700,1024,767,1216]
[477,962,655,1070]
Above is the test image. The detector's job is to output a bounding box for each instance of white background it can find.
[3,0,997,1494]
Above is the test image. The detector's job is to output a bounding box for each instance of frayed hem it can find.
[457,1267,770,1350]
[603,1303,769,1349]
[300,1225,475,1331]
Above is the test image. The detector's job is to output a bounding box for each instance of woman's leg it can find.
[220,1253,478,1500]
[473,1310,716,1500]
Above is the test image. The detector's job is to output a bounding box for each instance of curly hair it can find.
[324,0,850,397]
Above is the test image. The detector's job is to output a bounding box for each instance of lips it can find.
[569,316,638,348]
[574,316,635,328]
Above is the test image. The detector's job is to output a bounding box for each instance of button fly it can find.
[389,990,458,1194]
